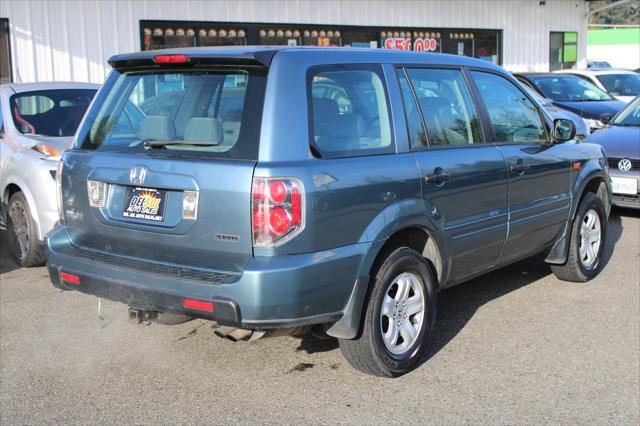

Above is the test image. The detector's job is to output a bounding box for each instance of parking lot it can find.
[0,209,638,424]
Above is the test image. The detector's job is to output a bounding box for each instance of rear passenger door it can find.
[469,71,572,264]
[397,67,509,284]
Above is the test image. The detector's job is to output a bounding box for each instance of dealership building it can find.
[0,0,590,84]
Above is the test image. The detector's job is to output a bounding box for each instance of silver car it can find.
[0,82,99,266]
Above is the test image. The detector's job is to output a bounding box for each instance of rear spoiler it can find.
[108,50,278,71]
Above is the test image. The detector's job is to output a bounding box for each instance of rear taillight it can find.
[56,160,64,220]
[252,177,305,247]
[87,180,108,208]
[182,190,199,220]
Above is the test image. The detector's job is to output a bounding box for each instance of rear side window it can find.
[77,68,266,160]
[10,89,96,136]
[308,64,393,158]
[399,68,482,148]
[471,71,546,143]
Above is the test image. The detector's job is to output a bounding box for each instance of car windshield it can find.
[10,89,96,136]
[611,97,640,127]
[596,73,640,97]
[76,68,266,160]
[529,75,613,102]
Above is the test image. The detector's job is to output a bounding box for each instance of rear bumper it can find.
[45,225,373,330]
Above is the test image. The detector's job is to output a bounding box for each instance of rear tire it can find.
[7,191,44,267]
[339,247,437,377]
[551,192,606,282]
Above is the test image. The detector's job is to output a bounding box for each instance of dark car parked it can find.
[515,73,626,132]
[520,84,590,140]
[586,96,640,209]
[46,47,612,377]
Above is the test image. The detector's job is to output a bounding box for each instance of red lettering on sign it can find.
[384,38,412,51]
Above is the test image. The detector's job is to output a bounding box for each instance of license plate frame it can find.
[611,176,638,195]
[122,187,168,222]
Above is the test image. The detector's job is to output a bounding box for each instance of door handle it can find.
[425,168,450,185]
[510,160,529,174]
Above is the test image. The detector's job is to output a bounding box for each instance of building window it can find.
[142,23,247,50]
[0,18,12,83]
[549,31,577,71]
[138,21,502,65]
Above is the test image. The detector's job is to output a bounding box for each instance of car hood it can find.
[552,100,626,119]
[584,125,640,159]
[16,134,75,153]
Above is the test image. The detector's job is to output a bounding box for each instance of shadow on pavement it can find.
[423,208,625,364]
[0,231,19,274]
[294,209,627,364]
[0,207,630,366]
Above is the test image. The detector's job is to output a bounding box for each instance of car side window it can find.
[397,70,428,148]
[308,64,393,158]
[399,68,483,148]
[471,71,547,143]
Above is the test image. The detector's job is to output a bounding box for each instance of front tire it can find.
[339,247,437,377]
[7,191,44,267]
[551,192,607,282]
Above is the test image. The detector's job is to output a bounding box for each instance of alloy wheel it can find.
[579,209,601,269]
[380,272,426,356]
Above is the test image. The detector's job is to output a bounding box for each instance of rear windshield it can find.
[76,68,266,160]
[10,89,97,137]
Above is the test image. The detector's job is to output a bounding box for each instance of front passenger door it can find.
[469,71,572,264]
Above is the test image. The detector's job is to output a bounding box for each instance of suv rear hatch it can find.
[59,56,268,273]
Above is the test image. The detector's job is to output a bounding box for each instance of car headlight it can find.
[585,118,604,130]
[31,144,61,159]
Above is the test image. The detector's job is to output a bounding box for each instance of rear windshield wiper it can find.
[143,139,219,148]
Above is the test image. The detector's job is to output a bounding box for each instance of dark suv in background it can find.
[46,47,611,377]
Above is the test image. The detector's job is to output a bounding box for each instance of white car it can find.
[0,82,99,266]
[554,68,639,103]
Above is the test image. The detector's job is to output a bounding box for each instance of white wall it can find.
[587,44,640,70]
[1,0,588,83]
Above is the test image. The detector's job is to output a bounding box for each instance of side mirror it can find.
[599,113,612,125]
[552,118,576,143]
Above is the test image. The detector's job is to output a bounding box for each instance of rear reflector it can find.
[60,272,80,285]
[153,54,189,64]
[183,298,214,312]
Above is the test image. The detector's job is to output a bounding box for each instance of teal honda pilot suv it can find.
[46,47,611,377]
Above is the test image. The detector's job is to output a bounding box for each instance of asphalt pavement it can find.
[1,209,638,424]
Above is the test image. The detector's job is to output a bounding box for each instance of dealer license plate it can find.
[123,187,167,221]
